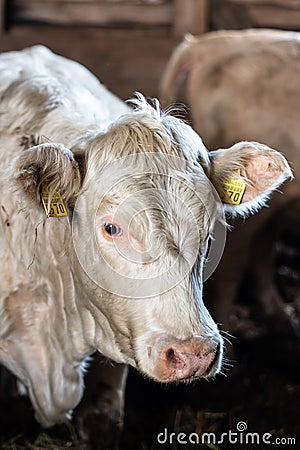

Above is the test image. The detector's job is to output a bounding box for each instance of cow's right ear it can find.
[15,143,82,207]
[208,141,293,217]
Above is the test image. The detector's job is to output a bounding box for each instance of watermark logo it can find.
[157,421,296,446]
[236,420,247,432]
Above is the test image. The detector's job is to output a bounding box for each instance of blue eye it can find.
[103,223,122,237]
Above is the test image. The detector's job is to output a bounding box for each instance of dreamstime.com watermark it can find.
[157,421,296,446]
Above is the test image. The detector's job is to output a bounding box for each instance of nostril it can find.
[166,348,175,360]
[165,347,185,370]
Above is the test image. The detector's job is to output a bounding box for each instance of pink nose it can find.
[155,337,220,382]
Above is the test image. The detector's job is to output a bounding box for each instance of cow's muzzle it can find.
[148,336,222,382]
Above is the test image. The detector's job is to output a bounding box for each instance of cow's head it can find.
[15,96,292,383]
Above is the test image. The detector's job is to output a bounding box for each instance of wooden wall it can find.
[0,0,299,101]
[8,0,300,34]
[8,0,209,35]
[211,0,300,31]
[0,0,209,100]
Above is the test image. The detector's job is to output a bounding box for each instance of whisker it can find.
[220,329,236,346]
[221,330,236,339]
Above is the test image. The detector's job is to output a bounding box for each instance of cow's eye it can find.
[103,222,122,238]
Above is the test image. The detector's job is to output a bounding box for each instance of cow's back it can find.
[161,29,300,177]
[0,45,129,309]
[0,45,128,122]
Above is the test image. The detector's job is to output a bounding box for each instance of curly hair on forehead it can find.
[75,93,210,182]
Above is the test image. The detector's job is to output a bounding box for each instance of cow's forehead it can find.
[83,104,210,181]
[82,105,220,239]
[97,168,219,241]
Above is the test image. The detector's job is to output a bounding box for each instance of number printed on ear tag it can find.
[220,171,246,205]
[40,182,68,217]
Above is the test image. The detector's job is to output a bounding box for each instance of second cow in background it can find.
[160,29,300,337]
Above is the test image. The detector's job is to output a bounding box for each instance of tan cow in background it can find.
[161,29,300,336]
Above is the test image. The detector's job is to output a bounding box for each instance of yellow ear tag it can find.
[40,182,68,217]
[220,170,247,205]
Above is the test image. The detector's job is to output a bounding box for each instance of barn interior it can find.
[0,1,299,449]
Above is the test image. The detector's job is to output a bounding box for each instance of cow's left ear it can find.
[209,141,293,216]
[15,143,82,206]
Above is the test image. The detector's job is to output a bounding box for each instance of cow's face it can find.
[73,150,223,382]
[15,97,292,383]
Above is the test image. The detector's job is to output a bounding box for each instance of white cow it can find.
[0,46,292,433]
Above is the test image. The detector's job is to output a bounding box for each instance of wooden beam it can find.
[213,0,300,30]
[14,1,173,27]
[231,0,300,6]
[173,0,209,37]
[245,5,300,29]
